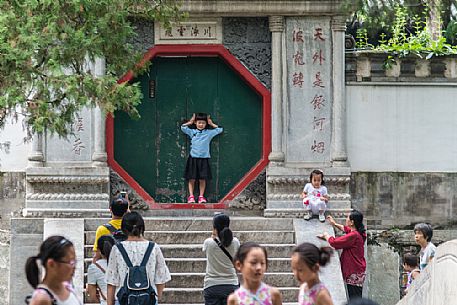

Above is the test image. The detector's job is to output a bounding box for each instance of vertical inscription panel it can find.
[286,17,332,163]
[45,107,93,162]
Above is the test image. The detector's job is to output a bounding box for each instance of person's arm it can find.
[227,293,239,305]
[316,288,333,305]
[86,284,100,303]
[326,215,344,232]
[270,287,283,305]
[182,113,195,126]
[321,186,329,202]
[29,291,53,305]
[156,283,165,300]
[324,231,355,250]
[106,284,116,305]
[411,270,421,280]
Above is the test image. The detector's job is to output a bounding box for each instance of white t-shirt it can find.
[419,242,436,271]
[203,237,240,289]
[303,183,328,199]
[87,259,108,305]
[106,241,171,294]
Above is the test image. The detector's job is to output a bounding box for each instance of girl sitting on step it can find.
[291,242,334,305]
[302,169,329,222]
[227,242,282,305]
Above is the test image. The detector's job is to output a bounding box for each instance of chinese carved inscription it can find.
[286,18,332,162]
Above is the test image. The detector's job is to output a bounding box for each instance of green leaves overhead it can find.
[0,0,184,138]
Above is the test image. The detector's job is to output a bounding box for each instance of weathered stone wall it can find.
[0,172,25,229]
[351,172,457,229]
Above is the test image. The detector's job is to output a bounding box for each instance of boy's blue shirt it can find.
[181,125,223,158]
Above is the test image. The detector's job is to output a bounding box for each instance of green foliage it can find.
[0,0,185,138]
[353,4,457,69]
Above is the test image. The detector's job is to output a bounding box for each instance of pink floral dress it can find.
[234,282,273,305]
[298,282,328,305]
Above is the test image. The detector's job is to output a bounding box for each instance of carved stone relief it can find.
[230,170,266,210]
[223,17,272,89]
[109,169,149,210]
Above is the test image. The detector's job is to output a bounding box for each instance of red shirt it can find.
[328,226,366,281]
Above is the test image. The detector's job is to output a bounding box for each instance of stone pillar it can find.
[331,17,348,166]
[268,16,285,164]
[92,57,107,167]
[28,133,44,167]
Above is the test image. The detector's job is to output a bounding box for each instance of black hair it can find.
[309,169,325,185]
[110,197,129,217]
[234,242,268,269]
[195,113,208,123]
[350,209,366,241]
[403,252,419,267]
[213,213,233,247]
[25,236,74,289]
[97,235,116,261]
[292,242,333,269]
[121,211,145,237]
[346,298,380,305]
[414,223,433,242]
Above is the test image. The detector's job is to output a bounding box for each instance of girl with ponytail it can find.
[203,213,240,305]
[25,235,82,305]
[321,210,367,300]
[291,242,334,305]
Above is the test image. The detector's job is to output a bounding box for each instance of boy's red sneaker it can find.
[187,195,195,203]
[198,196,207,203]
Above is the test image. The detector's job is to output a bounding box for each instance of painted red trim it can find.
[107,44,271,209]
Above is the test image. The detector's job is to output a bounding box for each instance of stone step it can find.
[164,257,291,273]
[167,272,296,288]
[162,287,299,303]
[83,257,292,273]
[266,200,351,210]
[264,208,351,219]
[85,230,295,245]
[84,243,296,259]
[84,217,293,231]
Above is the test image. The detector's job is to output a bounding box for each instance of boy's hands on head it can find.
[190,113,196,123]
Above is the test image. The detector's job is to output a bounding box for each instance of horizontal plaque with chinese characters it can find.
[155,19,222,44]
[286,17,332,163]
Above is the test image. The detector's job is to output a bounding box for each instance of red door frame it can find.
[107,44,271,209]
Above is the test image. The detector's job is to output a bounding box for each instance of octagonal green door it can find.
[114,56,262,203]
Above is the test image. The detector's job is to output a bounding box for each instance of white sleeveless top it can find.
[34,283,82,305]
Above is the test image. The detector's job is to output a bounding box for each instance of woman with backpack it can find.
[203,213,240,305]
[25,235,82,305]
[86,235,116,304]
[105,211,171,305]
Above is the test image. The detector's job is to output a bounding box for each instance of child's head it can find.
[122,211,145,237]
[97,235,116,261]
[213,213,233,247]
[234,242,268,284]
[195,112,208,130]
[110,197,129,217]
[25,236,76,288]
[309,169,325,188]
[403,253,419,272]
[291,242,333,284]
[414,223,433,245]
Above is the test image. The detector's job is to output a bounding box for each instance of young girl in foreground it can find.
[25,235,82,305]
[291,242,334,305]
[227,242,282,305]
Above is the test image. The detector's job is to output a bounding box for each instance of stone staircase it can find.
[84,216,298,305]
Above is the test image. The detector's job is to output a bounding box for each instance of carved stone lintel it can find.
[27,176,109,184]
[269,16,284,32]
[26,193,109,200]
